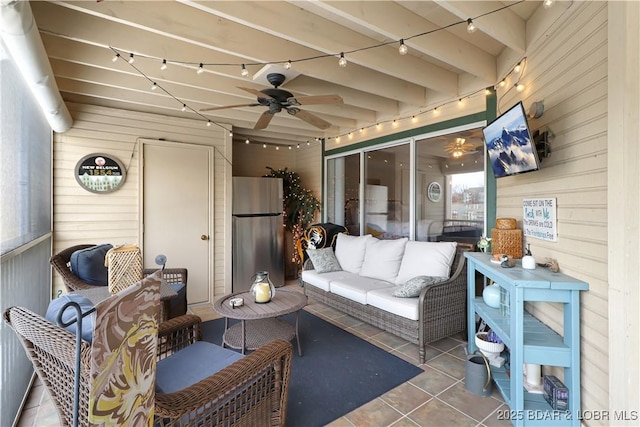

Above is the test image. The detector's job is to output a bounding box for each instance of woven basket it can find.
[495,218,517,230]
[491,228,523,259]
[106,244,143,294]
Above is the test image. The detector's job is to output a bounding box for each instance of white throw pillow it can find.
[334,233,372,274]
[395,241,458,285]
[359,237,408,283]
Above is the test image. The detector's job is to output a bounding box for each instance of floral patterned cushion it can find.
[393,275,448,298]
[306,247,342,273]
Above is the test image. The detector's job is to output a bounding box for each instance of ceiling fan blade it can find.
[200,103,260,112]
[238,87,275,100]
[288,108,332,130]
[254,111,275,130]
[288,95,343,106]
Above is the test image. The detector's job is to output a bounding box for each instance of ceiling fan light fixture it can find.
[399,39,408,55]
[241,64,249,77]
[466,18,477,33]
[445,137,476,159]
[338,53,347,68]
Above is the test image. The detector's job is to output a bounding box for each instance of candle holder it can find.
[250,271,276,303]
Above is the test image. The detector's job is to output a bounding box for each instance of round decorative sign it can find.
[427,182,442,202]
[75,153,126,193]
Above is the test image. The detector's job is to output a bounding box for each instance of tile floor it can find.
[17,281,512,427]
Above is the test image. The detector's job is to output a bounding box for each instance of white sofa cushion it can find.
[359,237,408,283]
[395,241,458,285]
[301,270,355,292]
[330,275,394,305]
[334,234,372,274]
[367,287,420,321]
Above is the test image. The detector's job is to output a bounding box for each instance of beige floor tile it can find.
[390,416,421,427]
[407,398,478,427]
[380,382,433,415]
[425,352,467,380]
[409,366,459,396]
[345,398,403,427]
[437,382,503,422]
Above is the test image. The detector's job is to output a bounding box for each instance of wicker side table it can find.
[214,290,307,356]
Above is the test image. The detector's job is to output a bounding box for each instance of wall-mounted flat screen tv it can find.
[482,101,541,178]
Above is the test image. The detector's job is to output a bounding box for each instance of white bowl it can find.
[475,332,505,354]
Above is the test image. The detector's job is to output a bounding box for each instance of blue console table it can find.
[465,252,589,426]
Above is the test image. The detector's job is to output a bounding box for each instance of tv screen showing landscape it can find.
[482,102,541,178]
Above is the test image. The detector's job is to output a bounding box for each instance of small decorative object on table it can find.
[482,284,501,308]
[229,297,244,308]
[250,271,276,303]
[522,244,536,269]
[477,235,491,253]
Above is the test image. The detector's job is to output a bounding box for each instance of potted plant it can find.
[265,167,321,278]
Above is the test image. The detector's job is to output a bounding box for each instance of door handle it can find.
[201,234,209,241]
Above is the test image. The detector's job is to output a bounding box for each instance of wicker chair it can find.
[5,309,293,427]
[50,245,188,319]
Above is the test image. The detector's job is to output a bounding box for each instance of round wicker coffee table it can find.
[213,289,307,356]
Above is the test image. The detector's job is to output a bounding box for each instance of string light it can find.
[112,53,120,62]
[160,59,167,71]
[181,104,187,112]
[514,62,522,73]
[206,120,212,127]
[285,60,292,70]
[241,64,249,77]
[338,53,347,68]
[263,143,267,148]
[245,138,250,144]
[197,63,204,74]
[466,18,477,33]
[499,79,506,87]
[543,0,553,8]
[398,39,408,55]
[515,83,525,92]
[151,82,157,90]
[128,53,135,64]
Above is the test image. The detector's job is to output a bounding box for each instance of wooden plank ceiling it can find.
[30,0,542,148]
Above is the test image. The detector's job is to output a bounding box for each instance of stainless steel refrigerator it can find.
[232,177,284,292]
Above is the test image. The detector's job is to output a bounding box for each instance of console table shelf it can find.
[465,252,589,427]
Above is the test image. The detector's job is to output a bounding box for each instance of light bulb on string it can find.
[285,60,292,70]
[275,146,279,150]
[515,83,525,92]
[398,39,408,55]
[514,62,522,73]
[263,143,267,148]
[543,0,553,8]
[229,131,233,137]
[245,139,250,144]
[241,64,249,77]
[338,53,347,68]
[297,144,300,149]
[181,104,187,112]
[151,82,157,91]
[206,120,212,127]
[160,59,167,71]
[288,145,292,150]
[499,79,506,88]
[128,53,135,64]
[466,18,477,33]
[197,63,204,74]
[112,53,120,62]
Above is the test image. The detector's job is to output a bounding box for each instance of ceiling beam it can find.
[436,0,526,55]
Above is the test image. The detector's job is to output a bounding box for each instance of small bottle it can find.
[522,244,536,269]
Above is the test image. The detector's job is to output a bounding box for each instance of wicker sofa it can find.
[301,234,471,363]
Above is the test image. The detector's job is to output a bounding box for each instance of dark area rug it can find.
[201,310,423,427]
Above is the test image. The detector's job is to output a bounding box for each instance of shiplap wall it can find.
[52,103,231,298]
[494,2,608,422]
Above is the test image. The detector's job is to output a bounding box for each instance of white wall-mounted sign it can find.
[522,198,557,242]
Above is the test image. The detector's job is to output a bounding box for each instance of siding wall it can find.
[52,103,231,298]
[494,2,608,422]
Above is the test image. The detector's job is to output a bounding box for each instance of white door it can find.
[142,142,213,305]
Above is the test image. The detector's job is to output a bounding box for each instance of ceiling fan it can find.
[200,73,343,130]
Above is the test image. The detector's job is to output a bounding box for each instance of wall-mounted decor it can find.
[75,153,126,193]
[522,198,557,242]
[427,182,442,202]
